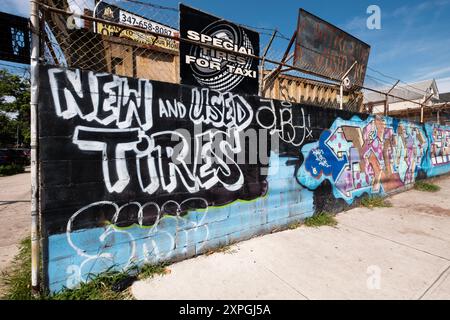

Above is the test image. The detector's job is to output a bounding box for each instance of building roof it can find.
[363,79,439,104]
[439,92,450,103]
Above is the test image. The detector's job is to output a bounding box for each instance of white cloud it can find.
[343,16,367,33]
[412,64,450,80]
[436,77,450,94]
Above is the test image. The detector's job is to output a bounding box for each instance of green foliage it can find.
[361,195,392,208]
[0,69,30,147]
[205,244,237,256]
[1,236,170,300]
[0,163,25,176]
[287,221,302,230]
[50,270,133,300]
[304,212,338,227]
[1,237,34,300]
[138,263,169,279]
[414,180,441,192]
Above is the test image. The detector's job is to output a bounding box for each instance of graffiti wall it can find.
[38,65,450,292]
[298,116,428,203]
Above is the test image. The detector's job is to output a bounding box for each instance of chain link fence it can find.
[38,0,365,112]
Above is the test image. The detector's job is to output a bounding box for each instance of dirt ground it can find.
[0,169,30,273]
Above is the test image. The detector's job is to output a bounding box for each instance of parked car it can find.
[14,148,31,165]
[10,149,30,166]
[0,148,30,166]
[0,149,12,166]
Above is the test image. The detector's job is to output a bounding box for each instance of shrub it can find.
[0,163,25,176]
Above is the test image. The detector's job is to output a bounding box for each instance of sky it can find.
[4,0,450,93]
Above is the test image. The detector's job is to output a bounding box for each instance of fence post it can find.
[420,105,424,123]
[384,95,388,116]
[30,0,41,295]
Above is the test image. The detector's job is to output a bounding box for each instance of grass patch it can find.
[361,195,392,209]
[0,164,24,177]
[205,244,237,256]
[1,237,34,300]
[287,221,302,230]
[1,237,170,300]
[137,263,170,280]
[303,212,337,227]
[51,262,169,300]
[50,270,134,300]
[414,180,441,192]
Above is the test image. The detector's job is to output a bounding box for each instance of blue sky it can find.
[4,0,450,92]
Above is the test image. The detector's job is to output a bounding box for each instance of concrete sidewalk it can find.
[132,176,450,300]
[0,169,30,273]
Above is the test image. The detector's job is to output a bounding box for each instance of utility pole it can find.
[30,0,41,295]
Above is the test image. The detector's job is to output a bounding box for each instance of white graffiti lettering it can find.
[256,99,312,146]
[48,68,153,130]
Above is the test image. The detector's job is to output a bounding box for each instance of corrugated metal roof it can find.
[364,79,439,104]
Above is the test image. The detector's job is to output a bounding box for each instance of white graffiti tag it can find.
[66,198,210,285]
[256,99,313,146]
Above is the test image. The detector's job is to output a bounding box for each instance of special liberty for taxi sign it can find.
[179,4,260,95]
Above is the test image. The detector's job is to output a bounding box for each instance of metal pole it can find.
[93,0,104,34]
[30,0,40,294]
[339,61,358,110]
[384,80,399,117]
[262,30,296,90]
[259,29,277,96]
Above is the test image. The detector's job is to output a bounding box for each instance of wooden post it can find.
[384,95,389,117]
[420,105,424,123]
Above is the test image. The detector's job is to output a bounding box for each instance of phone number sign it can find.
[95,1,179,53]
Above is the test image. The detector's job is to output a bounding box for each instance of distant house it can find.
[439,92,450,104]
[434,92,450,125]
[363,79,443,123]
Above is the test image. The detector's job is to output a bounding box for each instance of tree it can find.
[0,69,30,147]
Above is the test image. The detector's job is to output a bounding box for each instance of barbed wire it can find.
[34,0,450,114]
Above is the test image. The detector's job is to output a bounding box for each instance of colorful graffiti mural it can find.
[298,116,428,203]
[38,65,450,292]
[424,123,450,177]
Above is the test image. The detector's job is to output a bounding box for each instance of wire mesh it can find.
[38,0,423,114]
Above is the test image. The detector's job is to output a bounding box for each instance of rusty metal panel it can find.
[293,9,370,87]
